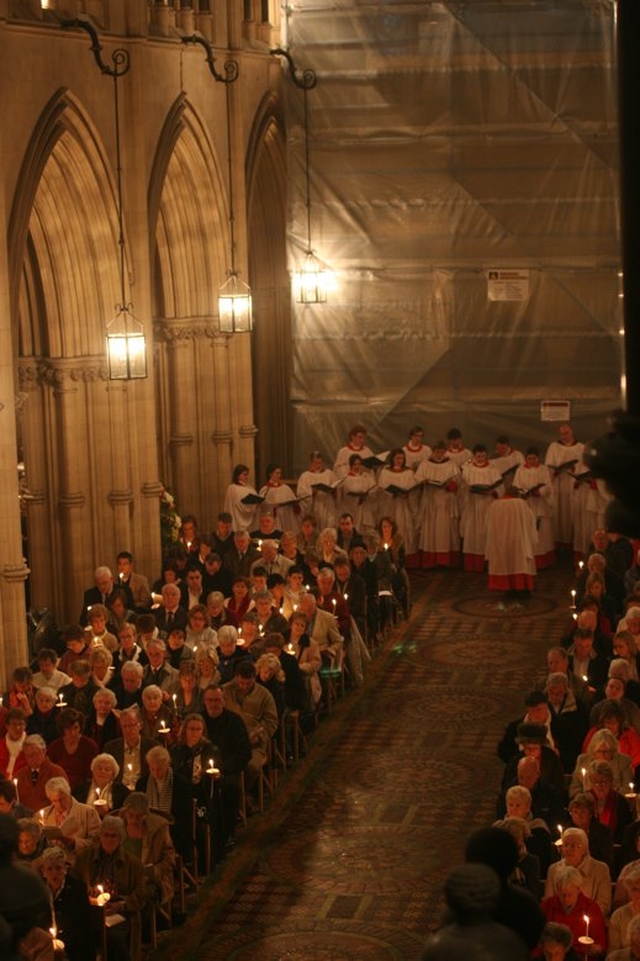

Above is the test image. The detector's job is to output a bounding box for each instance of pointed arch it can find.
[9,87,122,359]
[149,93,229,320]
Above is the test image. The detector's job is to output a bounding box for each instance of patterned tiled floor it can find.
[152,563,574,960]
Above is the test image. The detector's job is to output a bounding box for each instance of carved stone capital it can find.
[19,357,108,390]
[153,317,217,345]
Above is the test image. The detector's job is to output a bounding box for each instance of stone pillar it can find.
[165,326,196,513]
[16,366,53,614]
[49,365,88,621]
[106,380,134,551]
[0,186,30,686]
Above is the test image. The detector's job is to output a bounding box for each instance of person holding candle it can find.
[140,685,177,742]
[84,688,119,751]
[40,846,94,961]
[104,707,156,791]
[170,713,218,869]
[72,815,148,961]
[223,577,255,629]
[609,865,640,952]
[186,604,219,653]
[541,864,607,955]
[83,603,118,654]
[1,667,36,718]
[215,625,252,685]
[73,753,128,813]
[545,828,612,917]
[88,646,114,690]
[570,728,634,799]
[0,778,33,819]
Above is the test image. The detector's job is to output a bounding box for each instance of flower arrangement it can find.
[160,486,181,557]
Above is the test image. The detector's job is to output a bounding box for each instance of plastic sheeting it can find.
[284,0,621,470]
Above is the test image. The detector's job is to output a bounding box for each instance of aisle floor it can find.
[152,563,574,961]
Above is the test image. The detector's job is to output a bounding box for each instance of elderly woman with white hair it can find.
[84,686,119,750]
[73,814,148,961]
[545,827,612,917]
[610,864,640,952]
[502,784,554,877]
[541,863,607,953]
[73,752,129,813]
[40,845,94,960]
[140,683,177,742]
[570,726,634,798]
[41,775,101,858]
[538,921,580,961]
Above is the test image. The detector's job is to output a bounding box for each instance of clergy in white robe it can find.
[223,464,259,532]
[544,424,584,550]
[460,446,504,572]
[513,448,555,569]
[415,443,461,569]
[485,493,538,593]
[296,452,340,530]
[378,449,418,559]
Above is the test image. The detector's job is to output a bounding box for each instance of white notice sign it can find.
[486,269,530,302]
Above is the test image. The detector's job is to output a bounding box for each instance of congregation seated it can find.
[104,706,157,791]
[498,755,565,834]
[26,686,59,744]
[0,777,33,819]
[140,684,177,742]
[195,646,220,691]
[570,727,634,797]
[185,603,218,651]
[31,648,70,693]
[541,864,607,955]
[73,815,149,961]
[582,699,640,770]
[591,678,640,734]
[15,816,47,868]
[141,637,179,697]
[73,752,130,814]
[223,576,255,628]
[0,707,28,780]
[47,707,98,791]
[501,783,555,876]
[584,758,633,846]
[493,816,540,897]
[136,744,193,863]
[174,660,205,719]
[544,827,611,917]
[40,845,95,961]
[544,672,589,772]
[112,660,145,711]
[41,775,101,859]
[84,687,120,750]
[501,722,566,800]
[216,624,252,684]
[567,791,614,871]
[263,632,310,715]
[497,690,553,764]
[609,863,640,954]
[200,684,252,851]
[15,734,67,812]
[89,645,114,689]
[222,661,278,791]
[120,791,176,911]
[58,659,100,717]
[84,602,118,654]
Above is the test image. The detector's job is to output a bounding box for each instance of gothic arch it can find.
[11,88,159,620]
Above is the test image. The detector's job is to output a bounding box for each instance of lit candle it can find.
[96,884,111,906]
[582,675,588,683]
[57,692,67,708]
[578,561,584,570]
[258,539,263,549]
[570,589,576,608]
[583,915,590,939]
[293,603,298,612]
[13,778,19,804]
[172,693,177,710]
[332,598,337,609]
[158,720,169,734]
[581,766,587,785]
[50,926,65,953]
[39,808,45,823]
[383,542,389,551]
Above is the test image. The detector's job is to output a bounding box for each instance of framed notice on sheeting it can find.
[486,269,530,301]
[541,401,571,422]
